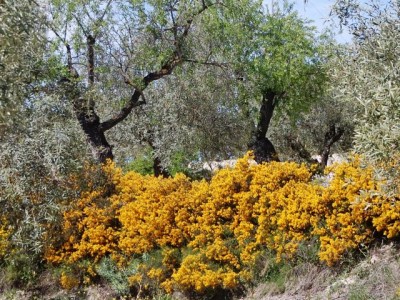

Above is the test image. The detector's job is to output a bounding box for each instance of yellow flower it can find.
[60,271,80,290]
[47,153,400,292]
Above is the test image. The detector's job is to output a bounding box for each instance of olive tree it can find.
[44,0,262,166]
[0,0,45,133]
[330,0,400,162]
[0,0,94,284]
[110,63,251,173]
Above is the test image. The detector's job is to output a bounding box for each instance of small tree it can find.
[238,2,328,162]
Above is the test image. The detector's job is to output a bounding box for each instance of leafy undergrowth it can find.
[1,152,400,299]
[1,244,400,299]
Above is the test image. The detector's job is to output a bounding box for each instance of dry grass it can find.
[241,244,400,300]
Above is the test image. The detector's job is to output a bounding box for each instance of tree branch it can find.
[87,35,95,86]
[99,2,214,132]
[73,13,89,37]
[93,0,113,39]
[99,90,145,132]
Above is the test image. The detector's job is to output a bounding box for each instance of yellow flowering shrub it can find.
[171,252,240,293]
[46,188,119,264]
[126,248,181,294]
[47,153,400,294]
[45,162,118,265]
[311,159,378,265]
[184,156,321,286]
[60,271,80,290]
[251,162,321,262]
[371,199,400,239]
[114,173,197,254]
[0,217,11,258]
[369,156,400,239]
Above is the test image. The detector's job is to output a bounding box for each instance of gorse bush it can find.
[45,153,400,296]
[0,217,11,260]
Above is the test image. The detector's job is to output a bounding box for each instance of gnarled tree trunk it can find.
[248,90,280,163]
[62,31,183,164]
[319,124,344,169]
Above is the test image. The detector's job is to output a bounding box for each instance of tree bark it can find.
[248,90,279,163]
[62,38,114,163]
[153,156,170,178]
[75,108,114,162]
[319,124,344,169]
[62,77,114,163]
[143,132,170,178]
[87,35,95,86]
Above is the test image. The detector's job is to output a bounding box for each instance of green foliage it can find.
[239,1,328,118]
[348,287,370,300]
[263,258,291,294]
[3,251,41,288]
[0,0,46,130]
[0,94,88,248]
[168,151,200,177]
[96,257,140,295]
[269,91,354,163]
[0,4,86,276]
[0,94,91,288]
[330,0,400,163]
[125,149,154,175]
[124,147,200,177]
